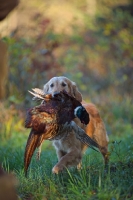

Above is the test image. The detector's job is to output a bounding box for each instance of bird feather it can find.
[24,89,100,175]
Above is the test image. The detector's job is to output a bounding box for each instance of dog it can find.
[43,76,109,174]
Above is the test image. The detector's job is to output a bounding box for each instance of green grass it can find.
[0,131,133,200]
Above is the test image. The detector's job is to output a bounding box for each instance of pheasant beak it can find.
[81,120,88,126]
[81,121,86,125]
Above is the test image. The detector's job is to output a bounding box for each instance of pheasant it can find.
[24,89,100,175]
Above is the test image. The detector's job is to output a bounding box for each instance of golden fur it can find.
[43,76,109,174]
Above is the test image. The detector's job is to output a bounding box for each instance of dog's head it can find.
[43,76,82,102]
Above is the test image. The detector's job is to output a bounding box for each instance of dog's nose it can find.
[52,91,60,97]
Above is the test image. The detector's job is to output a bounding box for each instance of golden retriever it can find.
[43,76,109,174]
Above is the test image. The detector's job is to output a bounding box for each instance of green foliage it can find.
[0,102,25,141]
[2,1,133,101]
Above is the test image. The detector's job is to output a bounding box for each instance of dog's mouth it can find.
[52,91,69,100]
[52,91,64,102]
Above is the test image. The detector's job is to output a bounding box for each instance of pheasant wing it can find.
[71,121,100,152]
[25,105,55,132]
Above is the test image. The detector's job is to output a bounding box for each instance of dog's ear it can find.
[70,81,82,102]
[43,83,49,94]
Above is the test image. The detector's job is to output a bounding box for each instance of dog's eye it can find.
[50,83,54,88]
[62,82,66,87]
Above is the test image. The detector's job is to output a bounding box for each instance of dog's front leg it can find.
[52,148,82,174]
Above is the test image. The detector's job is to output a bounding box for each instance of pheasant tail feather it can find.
[24,130,42,176]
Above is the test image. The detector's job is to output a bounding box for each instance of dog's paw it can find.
[52,165,64,174]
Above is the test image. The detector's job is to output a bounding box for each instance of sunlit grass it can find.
[0,96,132,199]
[0,130,133,200]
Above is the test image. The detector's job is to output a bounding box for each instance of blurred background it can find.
[0,0,133,142]
[0,1,133,198]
